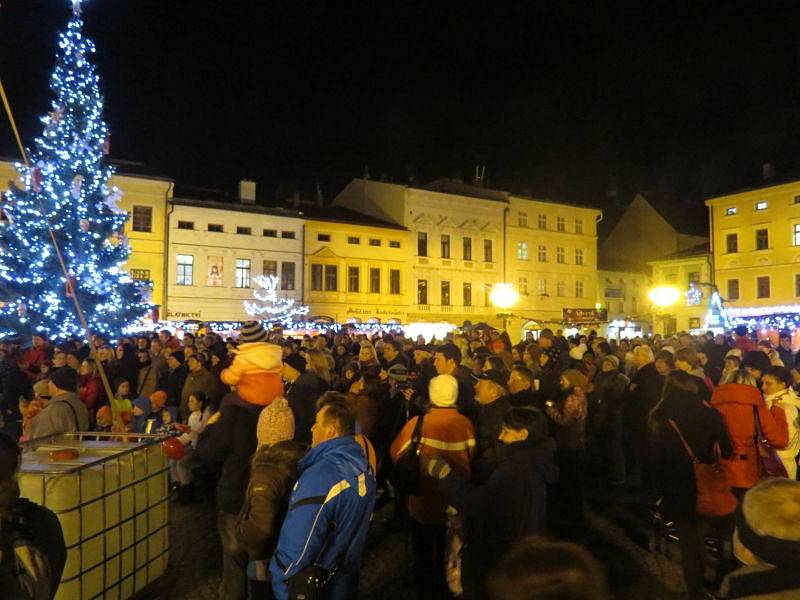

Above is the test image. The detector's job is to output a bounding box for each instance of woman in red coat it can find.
[78,358,105,420]
[710,368,788,496]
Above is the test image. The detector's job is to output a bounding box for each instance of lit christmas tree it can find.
[244,275,309,326]
[0,0,150,340]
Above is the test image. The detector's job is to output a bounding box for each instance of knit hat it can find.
[602,355,620,370]
[50,367,78,392]
[239,321,269,344]
[257,397,295,446]
[569,343,587,361]
[284,352,307,374]
[429,374,459,407]
[171,350,185,364]
[386,363,408,382]
[561,369,589,392]
[150,390,167,410]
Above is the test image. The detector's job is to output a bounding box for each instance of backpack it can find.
[389,415,425,495]
[0,501,53,600]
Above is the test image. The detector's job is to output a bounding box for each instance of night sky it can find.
[3,1,800,226]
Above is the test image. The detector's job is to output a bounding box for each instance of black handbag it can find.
[389,414,425,495]
[287,564,329,600]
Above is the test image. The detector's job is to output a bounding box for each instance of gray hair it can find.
[633,345,654,363]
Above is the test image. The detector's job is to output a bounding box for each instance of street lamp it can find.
[648,285,680,336]
[490,282,519,332]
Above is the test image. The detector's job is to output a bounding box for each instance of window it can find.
[389,240,401,248]
[370,268,380,293]
[518,212,528,227]
[538,214,547,230]
[725,207,737,216]
[795,224,800,246]
[263,229,277,237]
[441,234,451,259]
[484,239,493,262]
[281,231,295,239]
[463,237,472,261]
[390,269,401,295]
[263,260,277,277]
[556,247,565,264]
[369,239,381,247]
[575,249,584,265]
[348,266,359,292]
[557,280,565,296]
[176,255,194,285]
[317,234,331,242]
[281,262,295,290]
[795,196,800,205]
[727,279,739,300]
[538,245,547,262]
[757,276,770,298]
[208,224,223,233]
[755,229,769,250]
[311,264,323,291]
[177,221,194,230]
[517,242,528,260]
[463,282,472,306]
[756,201,768,211]
[418,232,428,256]
[484,284,491,307]
[417,280,428,304]
[441,281,450,306]
[575,280,584,298]
[237,226,252,235]
[688,271,700,285]
[795,274,800,297]
[130,269,150,281]
[556,216,565,232]
[575,219,583,234]
[347,236,360,245]
[519,277,528,294]
[537,278,547,296]
[324,265,337,291]
[726,233,739,253]
[131,206,152,232]
[235,259,251,288]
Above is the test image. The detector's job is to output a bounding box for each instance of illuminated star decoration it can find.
[72,0,82,16]
[244,275,310,326]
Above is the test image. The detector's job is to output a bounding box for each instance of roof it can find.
[300,205,407,230]
[511,193,602,212]
[705,174,800,203]
[420,179,510,203]
[171,196,304,219]
[109,159,173,182]
[599,191,708,241]
[597,258,652,276]
[653,242,711,261]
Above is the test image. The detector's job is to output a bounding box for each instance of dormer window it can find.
[725,207,737,216]
[755,201,768,211]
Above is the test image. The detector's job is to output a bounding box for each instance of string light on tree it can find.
[243,275,310,325]
[0,0,150,340]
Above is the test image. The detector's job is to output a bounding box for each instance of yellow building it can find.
[706,180,800,314]
[302,208,411,324]
[506,195,602,332]
[596,268,652,337]
[0,159,172,311]
[648,244,711,335]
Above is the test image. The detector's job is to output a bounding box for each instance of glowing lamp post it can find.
[648,285,680,336]
[490,283,519,332]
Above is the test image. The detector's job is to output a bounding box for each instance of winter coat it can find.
[390,407,475,525]
[454,364,478,422]
[624,362,664,449]
[648,398,732,520]
[235,440,306,561]
[509,388,540,410]
[78,373,103,413]
[270,435,376,600]
[443,438,559,566]
[710,383,788,489]
[0,358,33,421]
[136,363,158,398]
[546,386,588,451]
[286,372,329,445]
[195,393,262,514]
[180,368,217,422]
[590,370,629,431]
[161,364,188,409]
[473,396,513,482]
[763,387,800,478]
[28,392,90,441]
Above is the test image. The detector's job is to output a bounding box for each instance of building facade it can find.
[165,197,303,322]
[596,268,652,338]
[648,244,712,335]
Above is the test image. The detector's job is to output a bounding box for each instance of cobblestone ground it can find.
[132,495,683,600]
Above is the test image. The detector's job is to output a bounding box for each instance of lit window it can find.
[575,249,584,265]
[538,245,547,262]
[517,242,528,260]
[235,259,251,288]
[237,226,251,235]
[556,247,565,264]
[176,255,194,285]
[755,201,768,211]
[725,207,737,216]
[131,206,152,232]
[794,224,800,246]
[556,216,565,232]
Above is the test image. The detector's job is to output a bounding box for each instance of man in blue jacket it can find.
[270,392,376,600]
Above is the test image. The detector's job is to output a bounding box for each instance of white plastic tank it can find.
[19,433,169,600]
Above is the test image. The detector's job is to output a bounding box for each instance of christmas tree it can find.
[244,275,309,326]
[0,0,150,340]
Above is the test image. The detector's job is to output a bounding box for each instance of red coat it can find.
[79,373,104,412]
[710,383,788,489]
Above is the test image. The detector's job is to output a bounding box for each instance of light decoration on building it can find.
[685,283,703,306]
[0,1,150,340]
[243,275,310,325]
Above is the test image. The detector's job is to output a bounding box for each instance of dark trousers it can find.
[549,448,585,540]
[410,520,449,600]
[218,511,248,600]
[675,517,710,599]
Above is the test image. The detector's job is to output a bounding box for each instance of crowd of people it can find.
[0,321,799,599]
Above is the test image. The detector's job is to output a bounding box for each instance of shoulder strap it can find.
[752,404,766,442]
[668,419,699,464]
[411,414,425,445]
[58,399,79,432]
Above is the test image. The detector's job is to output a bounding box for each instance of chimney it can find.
[472,165,486,187]
[762,162,775,181]
[239,179,256,204]
[316,183,324,208]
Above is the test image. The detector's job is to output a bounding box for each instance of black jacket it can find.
[509,388,540,410]
[160,364,188,409]
[624,362,664,447]
[287,373,329,445]
[473,396,512,483]
[454,365,478,423]
[196,393,263,514]
[0,359,32,420]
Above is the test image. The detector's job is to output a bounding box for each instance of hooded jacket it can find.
[269,435,376,600]
[764,387,800,477]
[711,383,789,489]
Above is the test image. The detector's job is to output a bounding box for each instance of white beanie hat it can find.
[429,374,458,408]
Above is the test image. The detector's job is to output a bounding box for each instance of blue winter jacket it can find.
[270,435,376,600]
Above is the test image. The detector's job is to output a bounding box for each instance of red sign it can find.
[562,308,608,324]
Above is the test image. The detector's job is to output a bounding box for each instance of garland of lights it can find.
[685,283,703,306]
[0,0,150,340]
[243,274,310,325]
